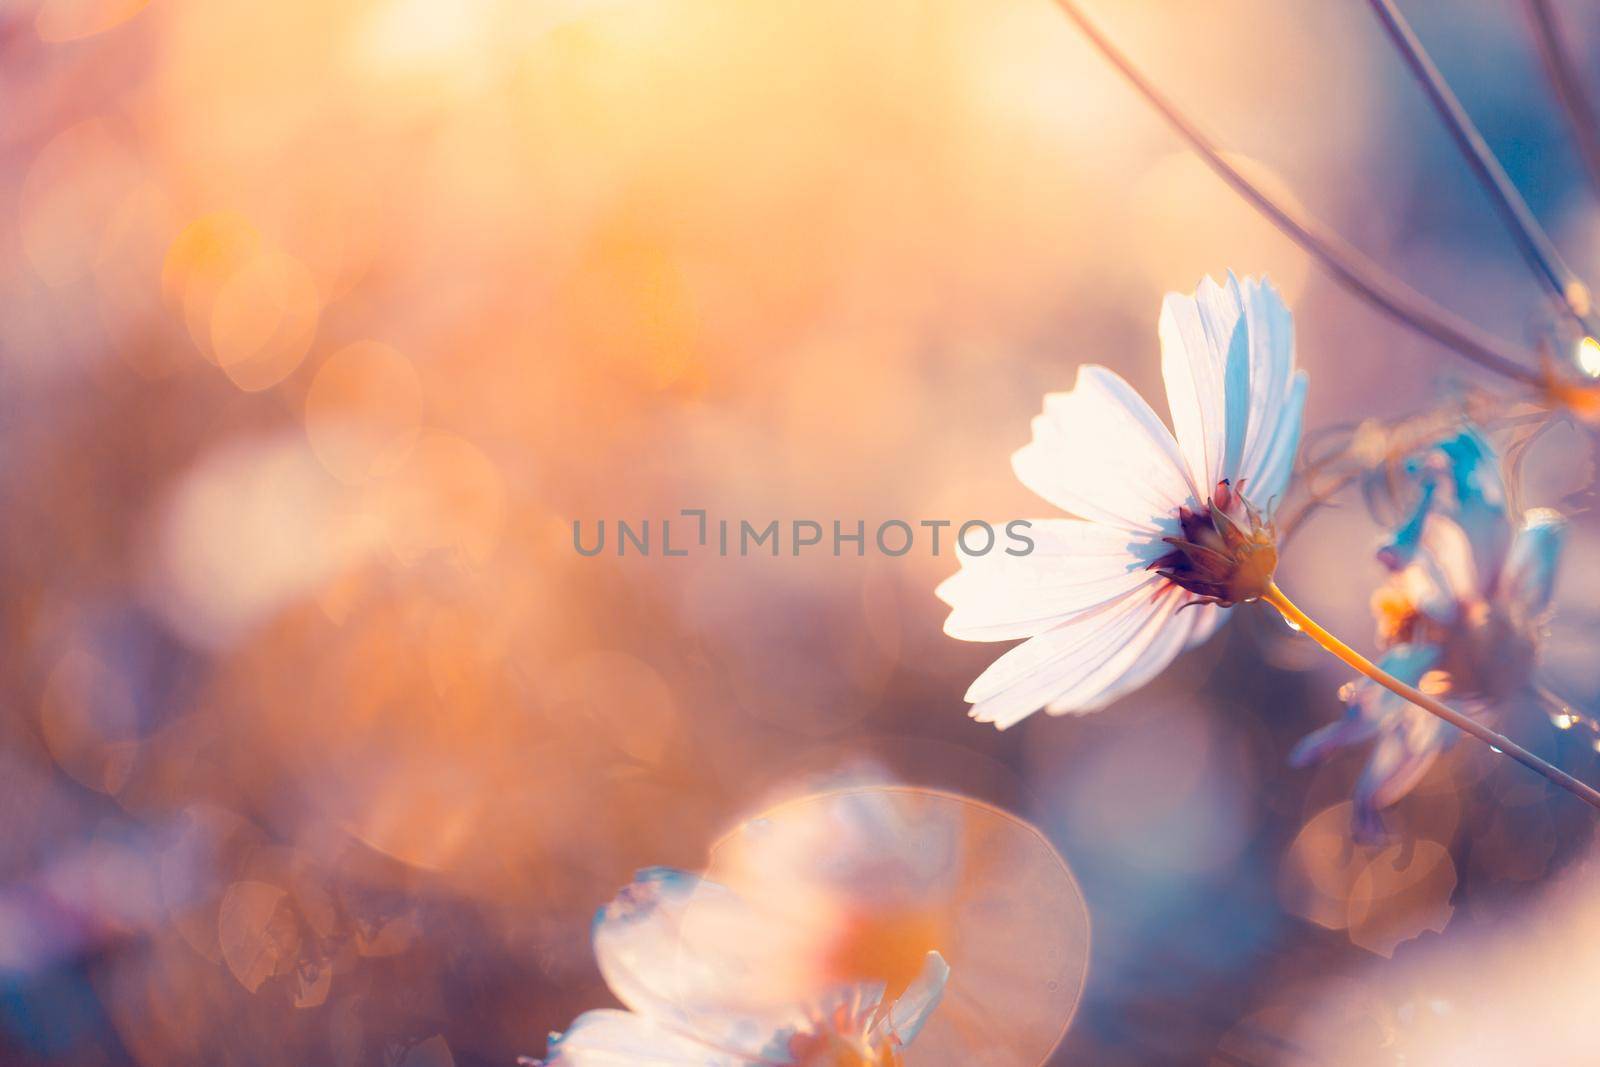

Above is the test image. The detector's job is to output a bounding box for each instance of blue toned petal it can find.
[1379,427,1510,590]
[1366,644,1440,698]
[1314,646,1452,839]
[1351,711,1449,841]
[1376,476,1438,572]
[1289,713,1380,768]
[1290,645,1441,792]
[1294,644,1434,765]
[1436,428,1510,585]
[1159,274,1243,494]
[1359,648,1444,739]
[1437,428,1507,521]
[1235,275,1304,509]
[1501,508,1567,617]
[1247,368,1307,515]
[1159,273,1300,497]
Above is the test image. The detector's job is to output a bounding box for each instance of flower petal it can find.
[1049,591,1205,713]
[591,869,797,1060]
[1159,273,1252,492]
[1234,276,1302,499]
[1243,368,1306,510]
[964,589,1154,702]
[1412,516,1478,618]
[540,1009,741,1066]
[937,519,1160,641]
[592,868,700,1022]
[967,585,1184,728]
[1288,715,1380,768]
[1355,715,1447,828]
[1160,273,1304,507]
[1012,365,1193,532]
[1437,428,1510,584]
[883,952,950,1049]
[1376,474,1439,572]
[1501,508,1566,617]
[1289,644,1450,838]
[1379,428,1508,589]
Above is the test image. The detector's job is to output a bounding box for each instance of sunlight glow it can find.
[1578,336,1600,377]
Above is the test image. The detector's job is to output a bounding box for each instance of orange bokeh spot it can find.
[209,249,320,391]
[304,340,423,483]
[162,212,262,358]
[34,0,152,42]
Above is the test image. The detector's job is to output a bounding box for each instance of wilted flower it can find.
[535,867,949,1066]
[1290,427,1567,837]
[939,272,1306,727]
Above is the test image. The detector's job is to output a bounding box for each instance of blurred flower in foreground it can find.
[1291,428,1567,838]
[939,272,1305,726]
[538,868,948,1065]
[532,786,1090,1066]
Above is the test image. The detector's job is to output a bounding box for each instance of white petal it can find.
[541,1010,742,1066]
[1011,365,1193,532]
[967,587,1178,728]
[591,869,795,1060]
[884,952,950,1049]
[1397,550,1461,626]
[1234,276,1300,491]
[1243,369,1306,509]
[1043,584,1200,713]
[593,868,702,1023]
[1159,273,1252,492]
[1161,273,1304,509]
[937,519,1161,641]
[1417,515,1480,610]
[964,589,1154,703]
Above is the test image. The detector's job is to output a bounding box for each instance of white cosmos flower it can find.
[533,786,1090,1065]
[534,867,949,1066]
[938,272,1306,728]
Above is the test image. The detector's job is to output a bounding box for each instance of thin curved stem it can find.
[1522,0,1600,199]
[1277,392,1540,544]
[1260,582,1600,812]
[1367,0,1600,336]
[1047,0,1547,388]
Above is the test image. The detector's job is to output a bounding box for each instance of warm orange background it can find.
[5,2,1600,1064]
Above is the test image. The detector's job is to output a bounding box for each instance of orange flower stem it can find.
[1260,582,1600,813]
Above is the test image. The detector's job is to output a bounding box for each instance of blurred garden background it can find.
[5,1,1600,1063]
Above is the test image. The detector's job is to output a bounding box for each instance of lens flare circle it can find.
[681,785,1090,1066]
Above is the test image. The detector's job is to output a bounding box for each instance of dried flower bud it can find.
[1149,479,1278,607]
